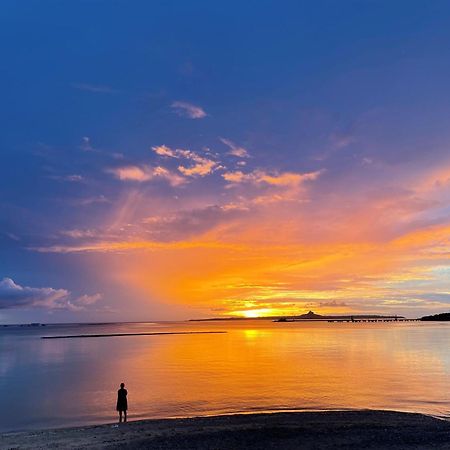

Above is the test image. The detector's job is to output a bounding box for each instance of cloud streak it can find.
[222,169,323,187]
[49,174,84,182]
[107,165,186,186]
[71,83,119,94]
[220,138,250,158]
[170,101,207,119]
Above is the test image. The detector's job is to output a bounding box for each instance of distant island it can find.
[420,312,450,321]
[191,310,406,322]
[272,311,408,322]
[192,310,450,323]
[279,311,405,321]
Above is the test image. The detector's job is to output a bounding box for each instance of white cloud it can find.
[153,166,186,186]
[67,293,103,312]
[81,136,94,151]
[319,300,348,307]
[151,145,219,177]
[71,83,119,94]
[49,174,84,182]
[5,232,20,241]
[79,136,123,159]
[0,278,102,311]
[109,166,152,182]
[76,195,110,206]
[60,229,97,239]
[220,138,250,158]
[171,101,207,119]
[108,165,186,186]
[330,131,355,149]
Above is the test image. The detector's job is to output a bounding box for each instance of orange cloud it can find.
[109,166,151,182]
[33,143,450,319]
[36,216,450,318]
[222,169,322,187]
[152,145,176,157]
[178,159,217,177]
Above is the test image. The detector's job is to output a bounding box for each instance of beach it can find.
[2,411,450,449]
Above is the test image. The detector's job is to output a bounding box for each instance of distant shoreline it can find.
[2,410,450,449]
[190,314,408,322]
[2,312,450,328]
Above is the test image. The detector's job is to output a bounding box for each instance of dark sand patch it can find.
[2,411,450,449]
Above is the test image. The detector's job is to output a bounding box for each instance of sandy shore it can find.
[2,411,450,449]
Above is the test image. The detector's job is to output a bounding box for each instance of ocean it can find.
[1,320,449,432]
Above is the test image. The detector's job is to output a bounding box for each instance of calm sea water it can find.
[1,320,450,432]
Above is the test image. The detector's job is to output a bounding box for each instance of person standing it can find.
[116,382,128,423]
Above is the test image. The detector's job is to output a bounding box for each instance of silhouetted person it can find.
[116,383,128,423]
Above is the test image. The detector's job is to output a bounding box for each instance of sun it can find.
[241,308,274,318]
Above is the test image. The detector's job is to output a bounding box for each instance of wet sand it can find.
[2,411,450,449]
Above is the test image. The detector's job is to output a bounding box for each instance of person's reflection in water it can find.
[116,382,128,423]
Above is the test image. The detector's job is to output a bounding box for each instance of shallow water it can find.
[1,320,450,431]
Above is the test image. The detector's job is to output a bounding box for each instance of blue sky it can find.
[1,1,450,322]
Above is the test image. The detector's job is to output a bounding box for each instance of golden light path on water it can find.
[1,320,450,431]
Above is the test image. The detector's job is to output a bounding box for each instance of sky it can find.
[1,0,450,322]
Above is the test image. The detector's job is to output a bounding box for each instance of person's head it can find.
[120,383,125,388]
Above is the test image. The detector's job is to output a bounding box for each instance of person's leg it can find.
[119,411,122,423]
[124,411,127,422]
